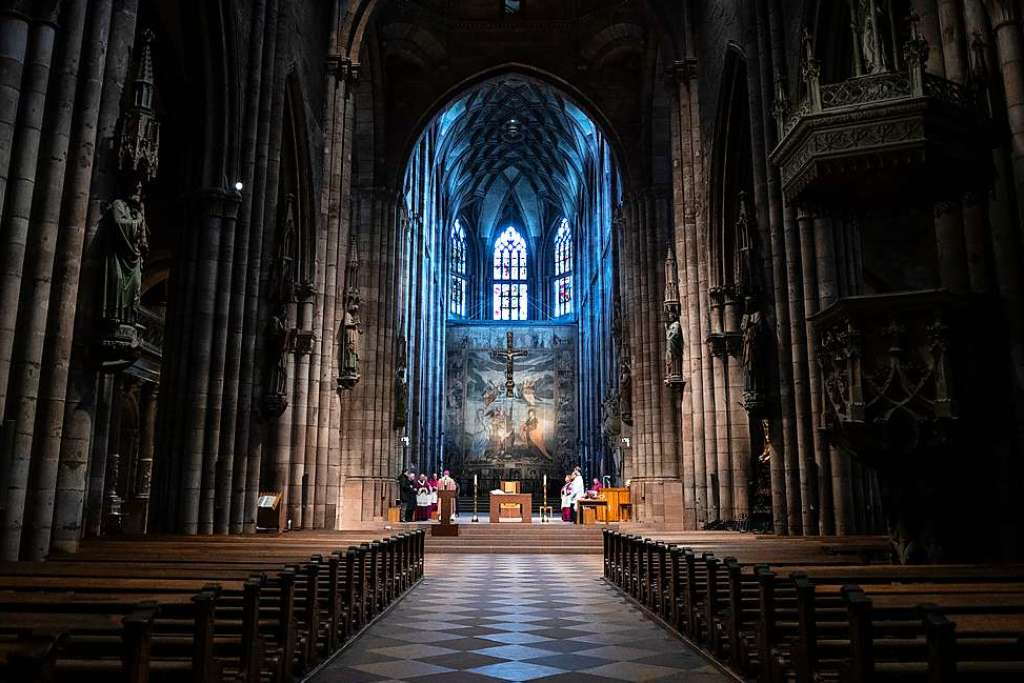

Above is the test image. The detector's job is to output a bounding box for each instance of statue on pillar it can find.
[102,180,149,326]
[740,297,770,414]
[618,351,633,425]
[734,191,757,300]
[601,389,621,451]
[98,180,149,369]
[262,199,297,417]
[338,237,362,390]
[393,336,408,429]
[98,28,160,372]
[663,248,685,388]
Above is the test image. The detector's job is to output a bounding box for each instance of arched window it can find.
[449,220,467,318]
[553,218,573,317]
[492,225,528,320]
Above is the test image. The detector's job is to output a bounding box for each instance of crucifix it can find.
[491,331,528,398]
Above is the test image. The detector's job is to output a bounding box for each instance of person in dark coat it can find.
[399,470,417,522]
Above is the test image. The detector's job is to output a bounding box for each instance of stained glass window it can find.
[493,226,528,320]
[554,218,573,317]
[449,220,467,318]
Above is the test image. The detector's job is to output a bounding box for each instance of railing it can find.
[137,306,164,357]
[811,290,958,460]
[777,33,982,143]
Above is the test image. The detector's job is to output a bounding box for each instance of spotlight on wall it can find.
[400,436,410,446]
[234,181,244,191]
[621,436,631,448]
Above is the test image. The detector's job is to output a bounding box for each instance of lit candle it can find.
[543,474,547,489]
[474,474,477,488]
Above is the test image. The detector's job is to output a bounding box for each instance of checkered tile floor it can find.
[309,555,728,682]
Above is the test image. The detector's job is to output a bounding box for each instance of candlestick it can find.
[472,474,479,523]
[542,474,548,523]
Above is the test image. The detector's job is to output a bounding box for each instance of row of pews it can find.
[0,529,425,682]
[603,530,1024,682]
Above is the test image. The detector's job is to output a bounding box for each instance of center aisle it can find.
[309,555,728,682]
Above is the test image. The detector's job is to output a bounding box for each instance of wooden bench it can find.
[603,530,1024,683]
[0,529,425,683]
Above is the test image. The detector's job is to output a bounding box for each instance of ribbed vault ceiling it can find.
[434,77,598,239]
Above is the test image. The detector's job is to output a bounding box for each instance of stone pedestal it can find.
[629,478,685,527]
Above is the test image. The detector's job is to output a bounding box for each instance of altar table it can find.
[488,493,532,523]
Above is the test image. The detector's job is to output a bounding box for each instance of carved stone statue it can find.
[740,299,770,412]
[261,310,290,417]
[601,390,621,450]
[665,315,684,381]
[618,354,633,425]
[393,336,408,429]
[341,295,361,380]
[850,0,896,75]
[338,238,362,390]
[102,180,148,326]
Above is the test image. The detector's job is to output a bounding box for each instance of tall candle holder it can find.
[472,473,479,523]
[541,474,548,523]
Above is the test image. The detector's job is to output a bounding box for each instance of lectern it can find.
[432,490,459,537]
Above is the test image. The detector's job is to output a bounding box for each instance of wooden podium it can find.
[431,490,459,537]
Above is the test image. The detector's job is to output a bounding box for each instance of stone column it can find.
[42,0,126,557]
[232,0,282,535]
[986,1,1024,230]
[0,6,56,436]
[14,0,88,555]
[0,2,30,243]
[813,210,851,534]
[134,382,157,533]
[621,189,683,526]
[784,204,818,534]
[798,206,834,534]
[339,188,403,526]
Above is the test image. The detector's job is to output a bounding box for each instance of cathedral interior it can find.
[2,1,1024,673]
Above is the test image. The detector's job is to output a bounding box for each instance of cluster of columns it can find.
[401,129,446,481]
[0,0,145,560]
[617,188,685,525]
[575,135,619,482]
[152,0,363,537]
[660,1,887,535]
[337,187,408,526]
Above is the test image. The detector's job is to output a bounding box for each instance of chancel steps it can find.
[405,521,607,554]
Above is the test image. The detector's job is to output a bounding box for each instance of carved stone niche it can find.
[770,39,994,207]
[811,289,962,467]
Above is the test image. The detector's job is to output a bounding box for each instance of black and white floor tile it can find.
[310,555,728,682]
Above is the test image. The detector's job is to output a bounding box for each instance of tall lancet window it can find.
[449,219,467,318]
[493,225,528,320]
[553,218,573,317]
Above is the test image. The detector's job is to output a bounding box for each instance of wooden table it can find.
[576,499,609,525]
[489,493,531,523]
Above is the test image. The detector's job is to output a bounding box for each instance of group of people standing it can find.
[399,470,458,522]
[559,468,603,522]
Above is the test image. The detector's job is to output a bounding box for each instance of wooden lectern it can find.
[432,490,459,537]
[256,492,285,533]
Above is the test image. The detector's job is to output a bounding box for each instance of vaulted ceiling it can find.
[432,76,599,240]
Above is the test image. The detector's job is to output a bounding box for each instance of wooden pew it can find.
[0,529,425,683]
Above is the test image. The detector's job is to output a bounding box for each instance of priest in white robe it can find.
[569,470,585,523]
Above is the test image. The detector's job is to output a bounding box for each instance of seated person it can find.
[586,477,604,498]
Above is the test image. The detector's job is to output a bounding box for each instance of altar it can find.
[488,493,532,523]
